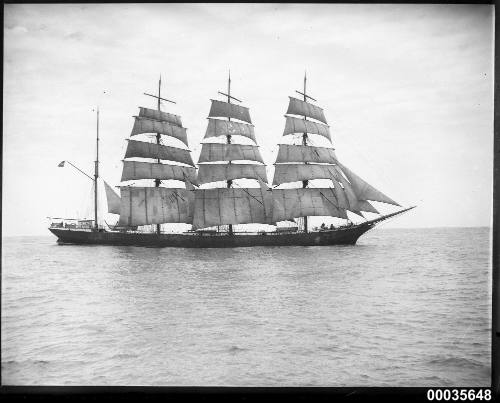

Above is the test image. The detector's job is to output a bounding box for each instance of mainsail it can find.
[117,78,196,230]
[193,74,269,231]
[272,75,400,230]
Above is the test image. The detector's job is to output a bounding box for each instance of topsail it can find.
[138,107,182,127]
[286,97,328,124]
[131,117,189,146]
[208,99,252,124]
[205,118,256,143]
[283,116,331,142]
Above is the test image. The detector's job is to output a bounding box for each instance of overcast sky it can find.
[3,3,494,236]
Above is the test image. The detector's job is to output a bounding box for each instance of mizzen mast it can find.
[144,76,177,234]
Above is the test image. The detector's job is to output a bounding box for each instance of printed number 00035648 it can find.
[427,389,491,401]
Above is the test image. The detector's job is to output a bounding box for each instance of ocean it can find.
[1,227,491,386]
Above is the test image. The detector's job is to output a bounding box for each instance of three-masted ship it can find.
[49,75,414,247]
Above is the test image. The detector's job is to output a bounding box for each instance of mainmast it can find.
[144,76,176,235]
[94,107,99,231]
[192,73,269,231]
[217,70,242,235]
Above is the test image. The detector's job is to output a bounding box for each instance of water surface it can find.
[1,227,491,386]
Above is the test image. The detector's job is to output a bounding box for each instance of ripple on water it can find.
[1,229,492,386]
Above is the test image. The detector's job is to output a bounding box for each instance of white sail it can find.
[208,100,252,124]
[103,180,121,215]
[117,186,194,226]
[205,118,256,143]
[197,163,267,185]
[337,163,400,206]
[286,97,327,124]
[283,116,331,142]
[121,160,197,183]
[138,107,182,127]
[272,188,347,222]
[192,187,272,229]
[275,144,337,164]
[198,143,264,164]
[124,140,194,167]
[131,117,188,146]
[273,163,336,186]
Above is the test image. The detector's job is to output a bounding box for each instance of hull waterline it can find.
[48,208,415,248]
[49,224,372,248]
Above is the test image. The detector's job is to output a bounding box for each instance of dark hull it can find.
[48,208,415,248]
[49,224,373,248]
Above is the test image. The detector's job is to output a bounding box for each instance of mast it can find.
[155,77,161,235]
[302,73,308,233]
[192,73,268,231]
[217,70,243,236]
[272,74,403,228]
[294,72,317,233]
[94,107,99,230]
[144,75,176,235]
[226,72,233,234]
[117,79,196,229]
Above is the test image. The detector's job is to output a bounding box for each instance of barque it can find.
[49,74,414,247]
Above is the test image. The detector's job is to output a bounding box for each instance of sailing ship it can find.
[49,74,414,247]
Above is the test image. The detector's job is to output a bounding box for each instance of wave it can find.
[427,355,485,369]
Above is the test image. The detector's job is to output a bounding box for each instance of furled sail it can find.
[286,97,327,124]
[273,163,336,186]
[283,116,331,142]
[198,143,264,164]
[117,186,194,226]
[131,117,188,146]
[138,107,182,127]
[208,100,252,124]
[272,188,347,223]
[205,118,256,143]
[121,160,197,183]
[192,187,272,229]
[124,140,194,167]
[275,144,337,164]
[197,163,267,185]
[103,180,121,215]
[337,163,400,206]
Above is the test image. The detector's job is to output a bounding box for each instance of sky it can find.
[3,3,494,236]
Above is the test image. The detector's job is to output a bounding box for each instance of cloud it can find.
[65,31,84,41]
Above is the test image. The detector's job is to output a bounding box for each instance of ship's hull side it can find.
[49,224,373,248]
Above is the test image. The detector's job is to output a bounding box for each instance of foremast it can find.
[297,72,315,233]
[272,74,403,229]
